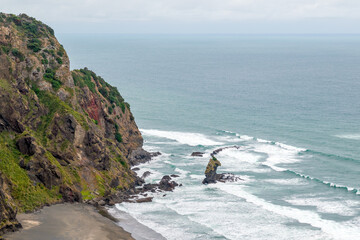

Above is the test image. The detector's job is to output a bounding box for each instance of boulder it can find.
[141,171,151,179]
[159,175,179,191]
[16,136,37,156]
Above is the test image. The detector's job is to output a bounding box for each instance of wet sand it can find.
[4,203,134,240]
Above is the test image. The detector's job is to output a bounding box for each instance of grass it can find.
[11,48,25,61]
[0,132,60,212]
[0,79,12,92]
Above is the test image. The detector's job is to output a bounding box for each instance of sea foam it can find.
[141,129,224,146]
[217,184,360,240]
[335,134,360,140]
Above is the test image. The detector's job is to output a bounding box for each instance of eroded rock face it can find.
[16,136,37,156]
[0,173,21,235]
[0,13,145,234]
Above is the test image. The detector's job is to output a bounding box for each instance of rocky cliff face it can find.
[0,13,144,234]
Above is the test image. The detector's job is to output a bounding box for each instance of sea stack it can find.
[202,156,222,184]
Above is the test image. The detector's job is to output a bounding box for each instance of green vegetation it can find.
[72,69,95,93]
[43,68,62,90]
[81,189,94,200]
[5,13,54,38]
[115,132,122,143]
[114,123,122,143]
[56,57,62,64]
[73,68,126,110]
[108,106,113,114]
[0,132,60,212]
[0,79,12,92]
[1,45,11,54]
[11,48,25,61]
[27,38,42,52]
[116,154,128,168]
[41,58,48,64]
[57,45,65,57]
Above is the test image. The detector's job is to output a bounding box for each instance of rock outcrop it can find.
[191,152,204,157]
[0,13,147,234]
[202,156,242,184]
[202,157,222,184]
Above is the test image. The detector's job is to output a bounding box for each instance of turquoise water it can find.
[60,34,360,239]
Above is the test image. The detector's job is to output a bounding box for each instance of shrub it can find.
[98,87,108,98]
[115,132,122,143]
[27,38,42,52]
[56,57,62,64]
[41,58,48,64]
[11,48,25,61]
[57,46,65,57]
[43,68,62,90]
[108,106,113,114]
[120,102,126,113]
[2,45,11,54]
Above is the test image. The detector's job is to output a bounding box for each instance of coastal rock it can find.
[191,152,204,157]
[0,173,21,235]
[202,157,222,184]
[159,175,179,191]
[129,148,154,166]
[0,13,145,234]
[150,151,161,158]
[211,146,240,156]
[216,173,242,183]
[202,156,242,184]
[141,171,151,179]
[135,197,153,203]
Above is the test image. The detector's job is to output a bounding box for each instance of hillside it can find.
[0,13,145,234]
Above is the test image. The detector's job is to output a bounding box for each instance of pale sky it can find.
[1,0,360,33]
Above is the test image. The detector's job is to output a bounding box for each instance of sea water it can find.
[59,34,360,240]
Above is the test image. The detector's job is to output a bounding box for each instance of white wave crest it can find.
[285,197,357,217]
[335,134,360,140]
[218,184,360,240]
[141,129,224,146]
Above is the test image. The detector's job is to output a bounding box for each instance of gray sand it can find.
[4,203,134,240]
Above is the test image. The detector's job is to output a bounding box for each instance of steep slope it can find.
[0,13,144,234]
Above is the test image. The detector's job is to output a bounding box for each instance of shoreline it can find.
[3,203,134,240]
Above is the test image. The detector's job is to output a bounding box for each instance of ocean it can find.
[59,34,360,240]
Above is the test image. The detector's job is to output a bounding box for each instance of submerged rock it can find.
[216,173,242,183]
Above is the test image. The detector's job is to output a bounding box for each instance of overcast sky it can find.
[1,0,360,34]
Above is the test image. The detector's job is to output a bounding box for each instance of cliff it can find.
[0,13,144,235]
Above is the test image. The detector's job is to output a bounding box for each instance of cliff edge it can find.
[0,13,144,235]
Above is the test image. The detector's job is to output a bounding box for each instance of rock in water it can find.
[191,152,204,157]
[202,157,222,184]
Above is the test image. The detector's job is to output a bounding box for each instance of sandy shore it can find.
[3,203,134,240]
